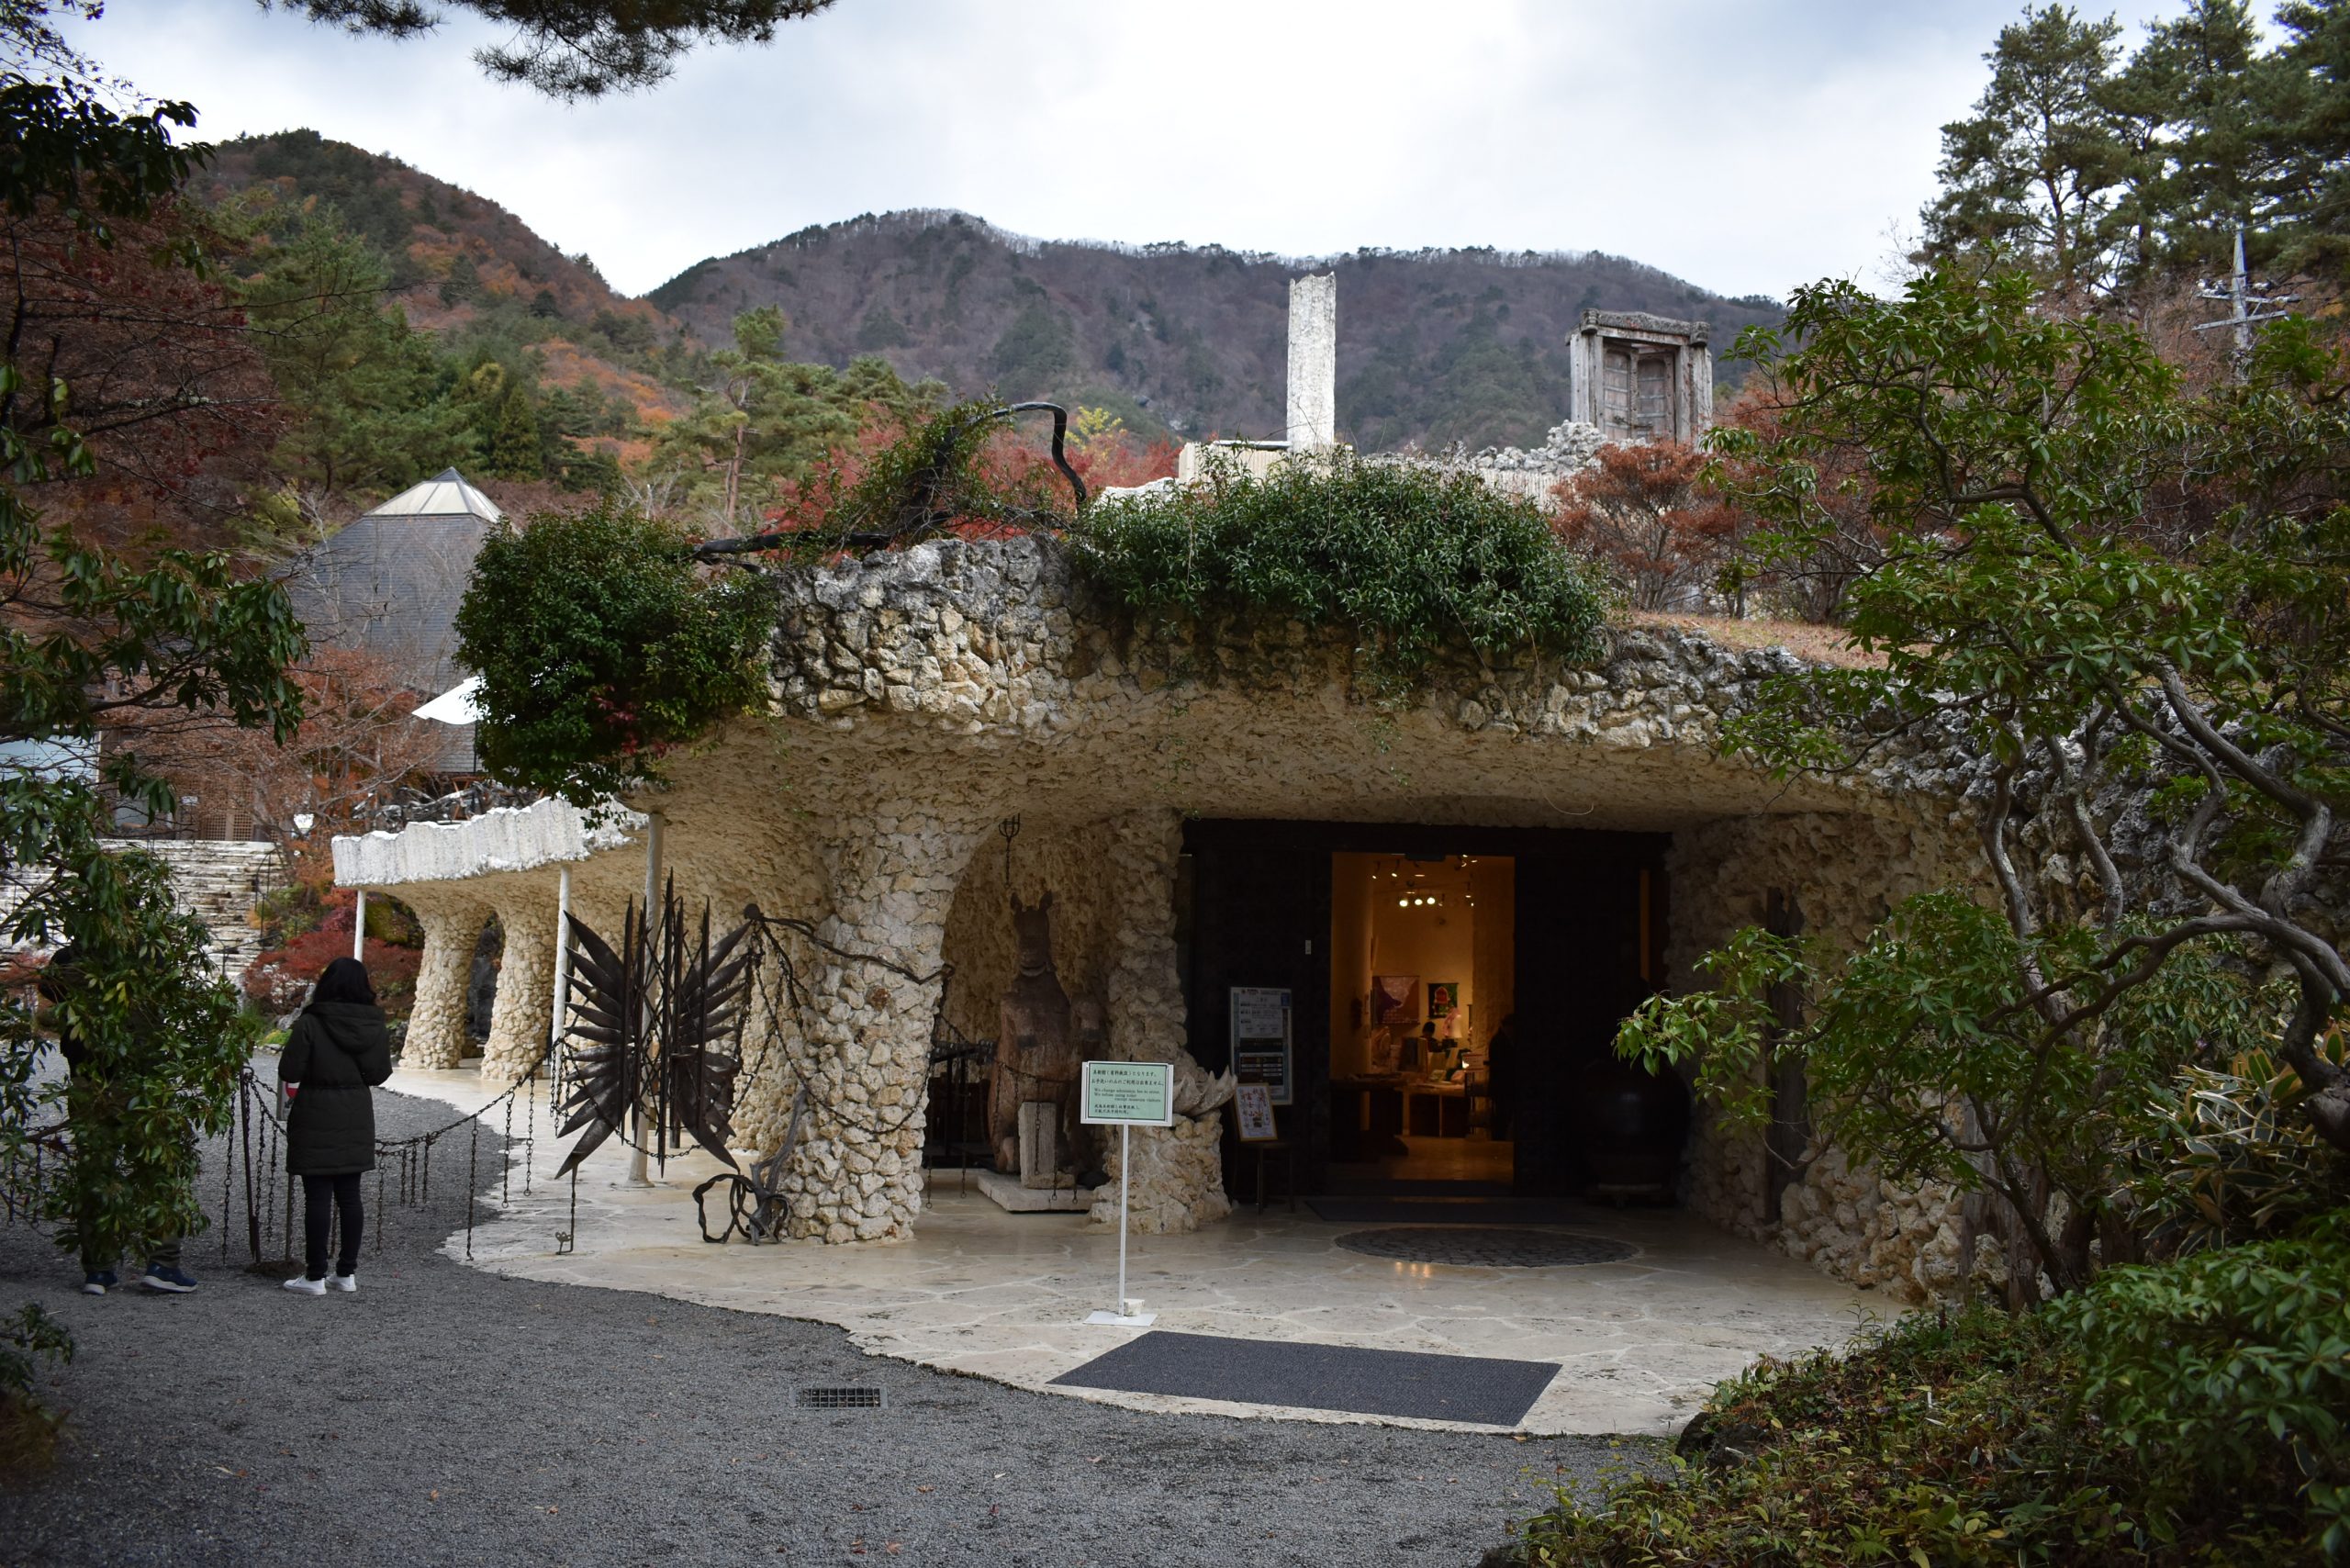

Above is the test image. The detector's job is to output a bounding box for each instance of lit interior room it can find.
[1326,852,1516,1189]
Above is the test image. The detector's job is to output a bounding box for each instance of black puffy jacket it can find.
[279,1002,394,1176]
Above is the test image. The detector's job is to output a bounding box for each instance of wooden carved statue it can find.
[990,893,1080,1174]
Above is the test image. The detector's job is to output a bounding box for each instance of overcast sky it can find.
[68,0,2195,301]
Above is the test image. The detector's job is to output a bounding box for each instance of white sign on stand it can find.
[1079,1059,1175,1327]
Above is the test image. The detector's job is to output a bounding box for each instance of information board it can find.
[1229,986,1293,1106]
[1080,1059,1176,1127]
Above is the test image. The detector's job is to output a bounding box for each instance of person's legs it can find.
[77,1177,116,1285]
[332,1174,363,1277]
[68,1074,118,1291]
[301,1174,333,1281]
[135,1121,196,1290]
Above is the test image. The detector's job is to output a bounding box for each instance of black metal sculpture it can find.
[695,1086,805,1244]
[554,886,756,1180]
[552,896,957,1244]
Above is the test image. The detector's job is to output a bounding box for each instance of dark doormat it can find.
[1305,1196,1594,1225]
[1051,1330,1560,1427]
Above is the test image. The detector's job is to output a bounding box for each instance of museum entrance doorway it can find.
[1180,819,1672,1198]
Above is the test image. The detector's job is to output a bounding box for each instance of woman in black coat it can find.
[278,957,393,1295]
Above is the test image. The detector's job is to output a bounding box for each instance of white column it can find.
[1286,273,1337,450]
[352,888,367,962]
[550,865,572,1059]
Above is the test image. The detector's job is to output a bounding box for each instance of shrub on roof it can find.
[1069,454,1610,685]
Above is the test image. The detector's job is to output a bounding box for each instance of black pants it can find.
[301,1173,364,1280]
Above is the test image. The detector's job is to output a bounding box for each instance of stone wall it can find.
[4,840,287,978]
[1666,811,1985,1301]
[110,839,286,978]
[938,818,1118,1044]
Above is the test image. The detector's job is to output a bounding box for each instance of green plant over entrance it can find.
[1071,453,1610,684]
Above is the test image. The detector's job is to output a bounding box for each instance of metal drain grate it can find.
[794,1385,885,1411]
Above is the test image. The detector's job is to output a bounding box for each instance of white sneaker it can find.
[329,1272,357,1294]
[282,1275,327,1296]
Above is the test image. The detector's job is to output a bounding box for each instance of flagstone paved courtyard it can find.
[417,1059,1879,1440]
[0,1082,1627,1568]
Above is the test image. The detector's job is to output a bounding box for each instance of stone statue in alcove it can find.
[990,893,1083,1176]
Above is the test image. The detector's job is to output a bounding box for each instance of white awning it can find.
[413,675,485,725]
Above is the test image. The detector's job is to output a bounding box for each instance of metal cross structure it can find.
[2195,226,2299,379]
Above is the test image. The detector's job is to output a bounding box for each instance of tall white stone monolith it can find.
[1286,274,1337,450]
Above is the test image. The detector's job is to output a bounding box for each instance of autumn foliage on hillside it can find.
[1,194,281,554]
[109,645,446,842]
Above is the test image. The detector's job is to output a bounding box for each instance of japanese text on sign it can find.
[1080,1059,1175,1126]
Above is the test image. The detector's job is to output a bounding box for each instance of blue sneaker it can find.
[81,1270,118,1295]
[140,1264,197,1294]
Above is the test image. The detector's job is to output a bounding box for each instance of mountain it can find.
[197,136,1784,459]
[197,131,694,448]
[650,209,1785,451]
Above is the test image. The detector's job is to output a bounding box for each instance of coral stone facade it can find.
[337,536,1986,1294]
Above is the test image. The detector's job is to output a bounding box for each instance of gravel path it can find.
[0,1082,1616,1566]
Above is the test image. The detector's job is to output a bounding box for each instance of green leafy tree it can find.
[482,376,544,480]
[244,213,475,494]
[652,308,938,532]
[439,251,478,306]
[2269,0,2350,275]
[266,0,838,97]
[2108,0,2284,275]
[2,35,307,1338]
[1927,0,2350,293]
[1922,5,2132,298]
[453,502,771,802]
[1631,266,2350,1299]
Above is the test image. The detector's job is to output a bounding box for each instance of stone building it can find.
[1564,308,1714,444]
[335,532,1978,1287]
[330,281,1991,1298]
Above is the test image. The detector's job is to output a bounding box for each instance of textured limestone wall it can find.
[1666,810,1986,1301]
[118,839,285,978]
[0,840,288,976]
[1087,811,1233,1233]
[938,820,1117,1044]
[773,811,990,1241]
[480,896,556,1085]
[405,900,489,1069]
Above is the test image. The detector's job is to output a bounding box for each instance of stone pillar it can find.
[1286,273,1337,451]
[781,811,989,1242]
[480,891,556,1086]
[1090,810,1233,1235]
[407,902,487,1070]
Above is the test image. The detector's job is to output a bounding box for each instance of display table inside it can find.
[1404,1081,1471,1138]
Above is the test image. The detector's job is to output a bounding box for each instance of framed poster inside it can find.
[1229,986,1293,1106]
[1427,981,1460,1020]
[1233,1082,1279,1142]
[1371,974,1419,1028]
